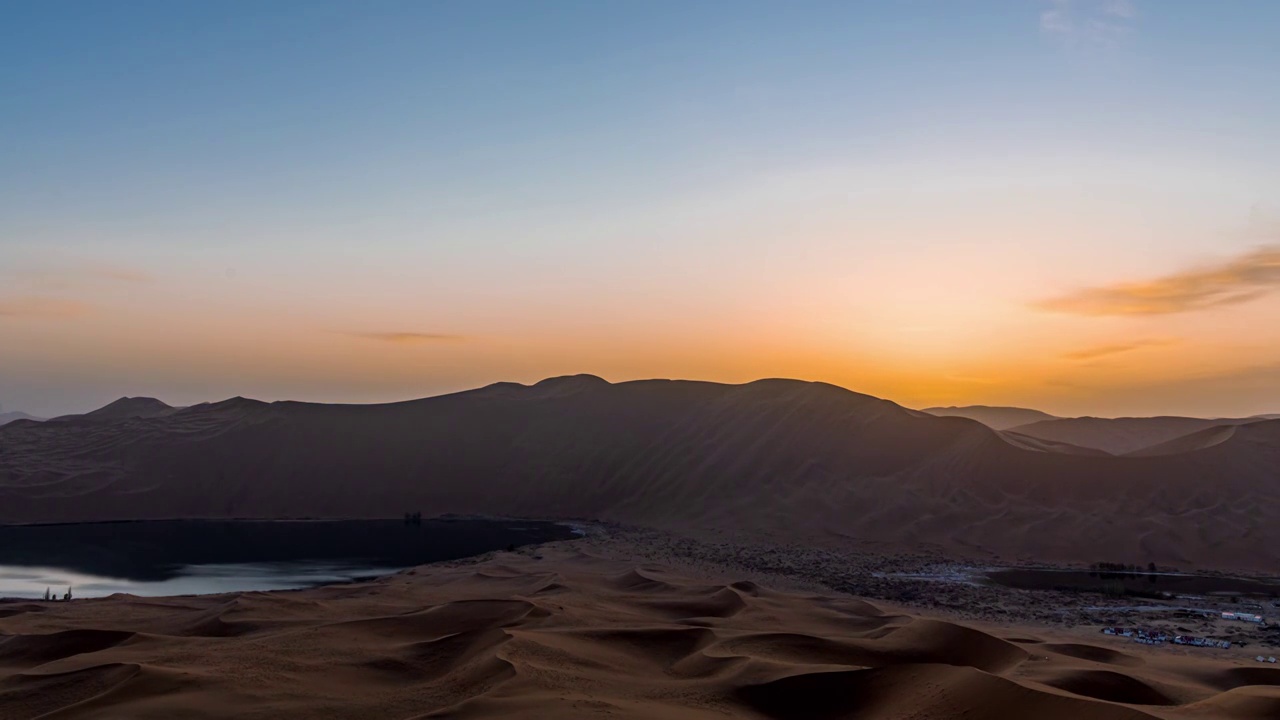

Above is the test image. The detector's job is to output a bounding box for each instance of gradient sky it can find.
[3,0,1280,418]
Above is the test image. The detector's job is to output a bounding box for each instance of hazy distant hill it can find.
[1007,416,1268,456]
[921,405,1058,430]
[51,396,178,423]
[0,411,42,427]
[3,377,1279,571]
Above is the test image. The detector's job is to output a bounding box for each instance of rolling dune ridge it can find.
[1,543,1275,719]
[1003,416,1271,456]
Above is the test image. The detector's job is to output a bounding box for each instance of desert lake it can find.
[0,518,578,599]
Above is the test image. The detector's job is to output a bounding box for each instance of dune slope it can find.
[0,546,1270,719]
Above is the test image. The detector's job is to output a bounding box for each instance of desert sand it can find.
[3,376,1280,572]
[2,531,1277,720]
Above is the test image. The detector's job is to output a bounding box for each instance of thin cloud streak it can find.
[1037,246,1280,316]
[1061,338,1176,361]
[346,332,466,345]
[0,297,92,319]
[88,266,154,284]
[7,263,155,287]
[1104,0,1137,19]
[1040,0,1137,45]
[1040,0,1073,34]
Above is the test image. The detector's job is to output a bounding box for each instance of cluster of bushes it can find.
[403,511,423,525]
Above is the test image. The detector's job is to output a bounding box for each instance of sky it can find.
[3,0,1280,418]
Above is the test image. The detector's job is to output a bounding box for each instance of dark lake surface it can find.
[0,518,579,599]
[986,568,1280,598]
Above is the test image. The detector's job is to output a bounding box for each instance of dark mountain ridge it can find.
[2,376,1278,571]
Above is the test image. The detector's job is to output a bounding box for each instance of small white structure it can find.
[1223,611,1256,622]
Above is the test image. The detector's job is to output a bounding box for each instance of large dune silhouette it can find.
[50,396,178,423]
[3,376,1279,570]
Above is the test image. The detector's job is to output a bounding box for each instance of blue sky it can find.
[3,1,1280,417]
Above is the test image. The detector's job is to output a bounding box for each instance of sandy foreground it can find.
[2,528,1278,720]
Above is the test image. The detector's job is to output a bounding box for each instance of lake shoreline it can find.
[0,517,581,600]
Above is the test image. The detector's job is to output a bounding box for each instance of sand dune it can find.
[0,412,42,427]
[1006,416,1269,456]
[1183,687,1280,720]
[0,543,1270,719]
[1125,424,1244,457]
[50,397,177,423]
[3,377,1280,571]
[997,430,1112,455]
[921,405,1058,430]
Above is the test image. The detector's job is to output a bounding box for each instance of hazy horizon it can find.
[5,373,1279,422]
[4,0,1280,418]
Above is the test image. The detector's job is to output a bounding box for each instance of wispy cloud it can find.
[1061,338,1176,361]
[7,262,154,288]
[1040,0,1073,33]
[0,297,92,319]
[1041,0,1138,45]
[1103,0,1137,19]
[346,332,465,345]
[1037,246,1280,316]
[87,266,154,284]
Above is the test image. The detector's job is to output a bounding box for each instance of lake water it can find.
[0,518,578,599]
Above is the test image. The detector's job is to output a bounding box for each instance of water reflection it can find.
[0,519,575,599]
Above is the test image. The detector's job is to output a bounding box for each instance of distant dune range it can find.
[0,412,42,427]
[1004,417,1275,456]
[925,406,1280,456]
[921,405,1058,431]
[3,376,1280,571]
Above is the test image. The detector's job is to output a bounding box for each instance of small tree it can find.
[44,587,50,601]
